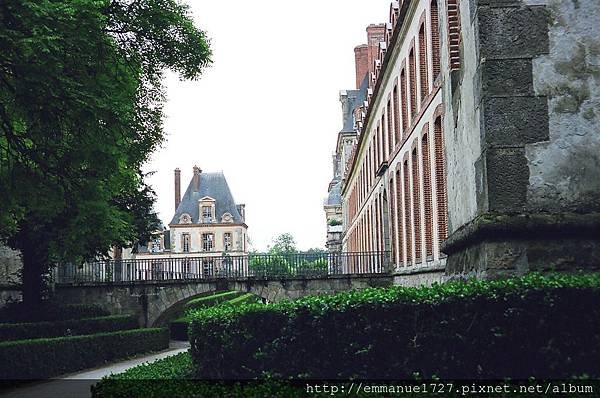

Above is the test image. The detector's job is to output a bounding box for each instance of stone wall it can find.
[0,245,21,285]
[53,274,394,327]
[441,0,600,277]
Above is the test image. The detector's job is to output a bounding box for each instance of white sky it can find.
[145,0,388,251]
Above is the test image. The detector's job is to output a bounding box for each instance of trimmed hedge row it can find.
[91,352,308,398]
[171,293,260,341]
[0,314,138,341]
[0,327,169,379]
[183,290,243,313]
[189,272,600,379]
[0,302,109,323]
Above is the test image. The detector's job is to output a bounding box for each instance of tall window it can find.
[202,233,214,251]
[422,133,434,258]
[430,0,441,80]
[409,48,417,118]
[393,84,400,143]
[434,117,448,243]
[223,232,232,251]
[411,148,422,263]
[182,233,190,253]
[403,160,412,264]
[419,23,429,101]
[395,168,404,265]
[151,236,162,253]
[387,99,394,154]
[400,69,408,138]
[201,206,212,223]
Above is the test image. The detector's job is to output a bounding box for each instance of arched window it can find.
[403,159,412,264]
[419,23,429,101]
[393,84,400,143]
[389,176,397,264]
[422,133,434,258]
[434,117,448,242]
[381,114,387,161]
[387,99,394,154]
[400,69,408,138]
[411,148,422,263]
[430,0,441,80]
[447,0,461,71]
[409,47,417,118]
[395,168,404,265]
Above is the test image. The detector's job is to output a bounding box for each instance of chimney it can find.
[174,168,181,210]
[354,44,369,89]
[366,24,386,87]
[192,165,201,192]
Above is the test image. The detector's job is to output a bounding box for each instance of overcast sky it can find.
[145,0,388,251]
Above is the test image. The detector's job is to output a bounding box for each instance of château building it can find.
[335,0,600,279]
[128,166,248,259]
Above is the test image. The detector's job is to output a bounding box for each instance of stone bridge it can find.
[53,273,394,327]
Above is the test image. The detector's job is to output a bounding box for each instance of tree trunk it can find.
[20,242,46,309]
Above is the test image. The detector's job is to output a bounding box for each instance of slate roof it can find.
[341,74,369,133]
[170,172,244,225]
[325,180,342,206]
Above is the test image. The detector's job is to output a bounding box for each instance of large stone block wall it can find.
[441,0,600,277]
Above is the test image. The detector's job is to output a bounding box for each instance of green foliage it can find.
[0,0,211,305]
[171,291,259,341]
[0,327,169,379]
[0,314,137,341]
[328,219,342,226]
[267,233,297,254]
[248,253,328,277]
[188,272,600,379]
[0,302,109,323]
[183,291,243,314]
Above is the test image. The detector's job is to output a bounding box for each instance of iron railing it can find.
[53,251,391,284]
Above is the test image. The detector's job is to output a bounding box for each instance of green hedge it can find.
[171,293,260,341]
[91,352,308,398]
[91,351,598,398]
[0,314,138,341]
[0,327,169,379]
[183,290,243,313]
[0,302,109,323]
[189,272,600,379]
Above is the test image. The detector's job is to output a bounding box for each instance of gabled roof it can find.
[170,172,244,225]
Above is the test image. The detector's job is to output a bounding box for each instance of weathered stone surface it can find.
[481,96,549,147]
[478,59,534,98]
[478,5,549,59]
[485,147,529,211]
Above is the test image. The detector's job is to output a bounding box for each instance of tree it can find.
[267,233,297,255]
[0,0,211,306]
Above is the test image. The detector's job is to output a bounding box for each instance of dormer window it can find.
[221,212,233,223]
[179,213,192,224]
[199,196,216,224]
[202,206,212,223]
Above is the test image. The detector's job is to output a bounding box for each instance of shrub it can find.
[0,328,169,379]
[91,352,307,398]
[0,314,138,341]
[0,302,109,323]
[189,272,600,379]
[172,293,260,341]
[183,290,243,313]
